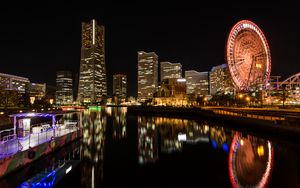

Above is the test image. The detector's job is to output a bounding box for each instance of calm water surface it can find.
[1,107,300,188]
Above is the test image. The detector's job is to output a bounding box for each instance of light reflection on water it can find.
[77,107,281,188]
[4,107,300,188]
[81,108,106,188]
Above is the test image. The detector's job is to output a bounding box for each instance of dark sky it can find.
[0,2,300,97]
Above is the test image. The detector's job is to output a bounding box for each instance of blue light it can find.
[17,182,29,188]
[212,140,217,149]
[18,170,56,188]
[222,143,229,152]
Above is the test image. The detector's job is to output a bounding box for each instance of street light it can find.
[204,97,208,106]
[30,97,35,105]
[246,96,250,106]
[49,99,54,105]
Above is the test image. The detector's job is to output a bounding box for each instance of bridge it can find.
[279,72,300,90]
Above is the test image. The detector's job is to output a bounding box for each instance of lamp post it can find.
[204,97,208,106]
[246,96,250,107]
[49,98,54,106]
[30,96,35,110]
[30,97,35,105]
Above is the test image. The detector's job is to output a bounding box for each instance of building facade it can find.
[56,71,73,105]
[137,51,158,102]
[185,70,209,97]
[209,64,234,95]
[113,74,127,102]
[27,83,46,100]
[154,78,187,106]
[160,62,182,81]
[198,72,209,97]
[0,73,29,93]
[78,19,107,104]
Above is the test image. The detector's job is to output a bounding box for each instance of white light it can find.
[66,166,72,174]
[178,133,187,141]
[177,78,186,82]
[92,166,95,188]
[27,113,35,117]
[92,19,95,45]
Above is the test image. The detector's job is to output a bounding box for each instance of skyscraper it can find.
[137,51,158,102]
[160,62,182,81]
[56,71,73,105]
[186,70,199,96]
[185,70,209,97]
[199,72,209,97]
[113,74,127,101]
[78,19,106,104]
[209,64,234,95]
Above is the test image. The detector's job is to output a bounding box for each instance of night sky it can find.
[0,2,299,97]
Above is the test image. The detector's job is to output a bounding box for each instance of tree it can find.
[211,91,235,106]
[0,88,19,110]
[196,96,204,106]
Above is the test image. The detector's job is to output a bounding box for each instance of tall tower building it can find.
[137,51,158,102]
[113,74,127,101]
[160,62,182,81]
[77,19,106,104]
[56,71,73,105]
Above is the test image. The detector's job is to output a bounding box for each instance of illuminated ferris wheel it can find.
[226,20,271,91]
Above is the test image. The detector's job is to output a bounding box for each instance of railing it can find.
[0,122,79,159]
[213,109,285,122]
[0,128,15,142]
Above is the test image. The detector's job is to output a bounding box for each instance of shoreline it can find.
[127,106,300,142]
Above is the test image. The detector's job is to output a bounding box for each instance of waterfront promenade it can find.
[127,106,300,142]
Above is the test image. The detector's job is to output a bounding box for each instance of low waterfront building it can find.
[154,78,187,106]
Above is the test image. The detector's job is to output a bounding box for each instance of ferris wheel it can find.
[226,20,271,91]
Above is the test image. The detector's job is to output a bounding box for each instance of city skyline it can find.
[0,3,300,97]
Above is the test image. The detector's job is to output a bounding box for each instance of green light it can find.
[88,106,101,111]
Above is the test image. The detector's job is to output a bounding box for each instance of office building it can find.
[185,70,209,97]
[210,64,234,95]
[160,62,182,81]
[0,73,30,93]
[78,19,107,104]
[113,74,127,102]
[137,51,158,101]
[28,83,46,100]
[56,71,73,105]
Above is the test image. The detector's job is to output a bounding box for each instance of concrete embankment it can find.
[127,106,300,142]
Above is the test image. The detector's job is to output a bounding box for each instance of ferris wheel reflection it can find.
[228,132,274,188]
